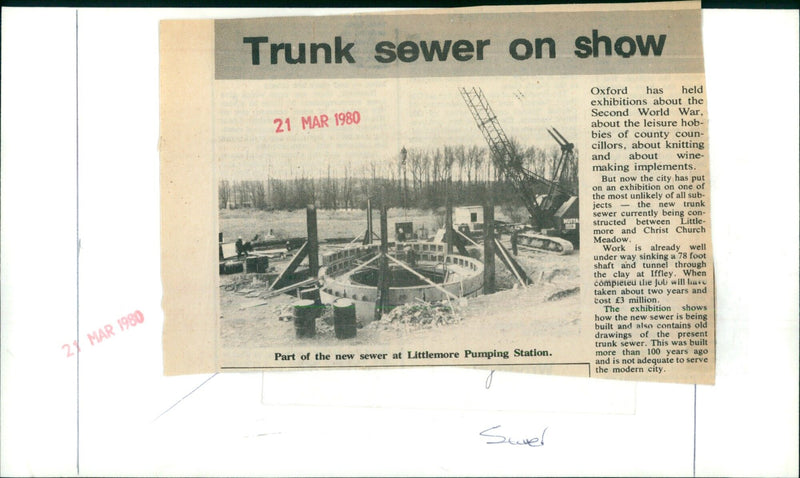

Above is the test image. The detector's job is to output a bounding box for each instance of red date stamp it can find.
[274,110,360,133]
[62,310,144,358]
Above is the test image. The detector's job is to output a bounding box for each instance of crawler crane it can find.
[459,87,579,253]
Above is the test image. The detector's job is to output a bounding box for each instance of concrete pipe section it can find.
[320,242,484,322]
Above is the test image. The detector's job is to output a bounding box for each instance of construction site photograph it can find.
[214,76,583,366]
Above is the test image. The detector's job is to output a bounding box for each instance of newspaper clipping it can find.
[161,2,715,384]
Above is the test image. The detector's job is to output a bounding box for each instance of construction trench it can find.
[219,195,577,341]
[218,87,579,341]
[320,237,485,323]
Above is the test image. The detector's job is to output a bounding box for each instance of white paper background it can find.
[1,7,798,477]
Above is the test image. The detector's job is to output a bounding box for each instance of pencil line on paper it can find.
[75,8,80,476]
[153,373,219,422]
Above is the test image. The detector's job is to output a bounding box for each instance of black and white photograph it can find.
[214,77,583,368]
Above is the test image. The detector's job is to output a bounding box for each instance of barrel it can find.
[245,256,259,273]
[333,298,357,339]
[256,255,270,273]
[293,299,316,338]
[300,286,322,317]
[223,261,244,274]
[300,286,321,302]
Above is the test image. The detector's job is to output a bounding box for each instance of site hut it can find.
[453,205,484,234]
[225,197,252,209]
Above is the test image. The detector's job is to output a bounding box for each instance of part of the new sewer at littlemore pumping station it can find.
[320,242,484,322]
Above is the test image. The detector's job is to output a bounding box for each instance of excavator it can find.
[459,87,579,254]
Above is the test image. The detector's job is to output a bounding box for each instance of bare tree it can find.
[219,179,231,209]
[250,181,267,209]
[342,162,354,209]
[443,146,455,181]
[472,147,485,184]
[408,149,421,195]
[466,145,483,185]
[455,144,467,186]
[323,164,340,210]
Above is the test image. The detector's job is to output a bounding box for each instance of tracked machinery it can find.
[459,87,579,254]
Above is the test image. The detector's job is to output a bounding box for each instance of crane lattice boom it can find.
[459,86,575,228]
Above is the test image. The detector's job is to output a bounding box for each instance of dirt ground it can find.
[219,238,580,350]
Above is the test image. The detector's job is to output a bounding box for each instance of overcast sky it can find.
[215,75,579,180]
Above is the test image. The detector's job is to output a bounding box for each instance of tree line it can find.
[219,142,578,211]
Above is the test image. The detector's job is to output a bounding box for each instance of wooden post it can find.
[365,198,373,245]
[445,177,453,255]
[269,241,308,291]
[307,204,319,277]
[494,237,530,287]
[483,201,496,294]
[375,203,390,320]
